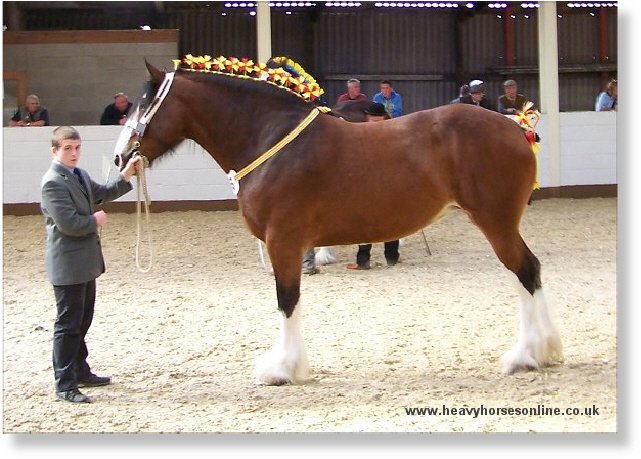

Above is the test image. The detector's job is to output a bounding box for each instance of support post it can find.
[256,1,272,63]
[538,2,562,189]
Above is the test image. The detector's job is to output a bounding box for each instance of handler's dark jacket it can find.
[41,161,132,285]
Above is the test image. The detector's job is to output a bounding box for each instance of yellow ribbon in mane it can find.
[173,54,325,102]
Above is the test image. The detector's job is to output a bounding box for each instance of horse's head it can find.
[113,61,185,171]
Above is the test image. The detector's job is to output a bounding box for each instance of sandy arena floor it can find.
[2,198,616,433]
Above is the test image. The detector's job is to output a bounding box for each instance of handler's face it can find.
[52,139,82,169]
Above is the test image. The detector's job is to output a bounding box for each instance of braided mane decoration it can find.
[172,54,324,102]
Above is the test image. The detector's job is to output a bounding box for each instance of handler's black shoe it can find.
[56,388,91,403]
[78,374,112,387]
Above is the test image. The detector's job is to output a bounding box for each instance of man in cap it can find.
[497,79,529,115]
[458,79,493,111]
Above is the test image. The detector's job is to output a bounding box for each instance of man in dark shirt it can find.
[497,79,529,115]
[100,93,132,125]
[9,94,50,127]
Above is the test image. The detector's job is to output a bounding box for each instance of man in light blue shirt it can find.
[373,80,403,118]
[595,79,617,112]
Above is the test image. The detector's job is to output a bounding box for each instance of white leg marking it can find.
[502,280,563,374]
[315,247,337,266]
[254,301,309,385]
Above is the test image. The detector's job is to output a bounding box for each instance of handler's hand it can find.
[121,156,143,182]
[93,210,107,227]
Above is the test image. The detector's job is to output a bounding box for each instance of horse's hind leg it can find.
[254,241,309,385]
[475,218,563,373]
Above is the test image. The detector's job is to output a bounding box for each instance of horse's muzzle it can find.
[114,141,141,169]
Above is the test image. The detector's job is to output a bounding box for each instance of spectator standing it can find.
[497,79,530,115]
[373,80,403,118]
[595,79,617,112]
[100,92,133,125]
[346,102,400,271]
[336,78,368,103]
[9,94,50,127]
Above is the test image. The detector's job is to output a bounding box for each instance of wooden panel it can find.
[3,70,27,104]
[3,29,179,45]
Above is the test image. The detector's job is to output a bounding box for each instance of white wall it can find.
[2,111,616,205]
[535,111,617,187]
[2,126,236,205]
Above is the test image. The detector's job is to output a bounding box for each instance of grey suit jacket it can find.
[41,162,133,285]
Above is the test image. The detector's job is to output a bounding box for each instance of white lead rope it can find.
[134,154,153,273]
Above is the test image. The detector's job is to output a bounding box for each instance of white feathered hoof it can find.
[501,331,564,374]
[253,308,310,386]
[254,346,310,386]
[503,286,564,374]
[315,247,337,266]
[501,343,541,374]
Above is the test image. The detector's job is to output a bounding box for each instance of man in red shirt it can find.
[336,78,367,103]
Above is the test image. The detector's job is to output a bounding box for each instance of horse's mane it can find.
[137,79,159,114]
[172,54,325,104]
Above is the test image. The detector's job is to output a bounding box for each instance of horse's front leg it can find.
[254,242,310,385]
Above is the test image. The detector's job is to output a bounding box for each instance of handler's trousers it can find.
[52,280,96,392]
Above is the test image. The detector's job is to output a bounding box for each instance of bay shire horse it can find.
[114,59,563,385]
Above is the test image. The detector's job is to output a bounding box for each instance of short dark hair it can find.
[51,126,81,148]
[380,80,392,86]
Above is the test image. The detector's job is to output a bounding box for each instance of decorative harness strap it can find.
[227,105,332,194]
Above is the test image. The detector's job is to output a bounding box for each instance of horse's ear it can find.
[145,59,165,84]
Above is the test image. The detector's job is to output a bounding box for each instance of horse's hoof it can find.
[254,375,292,386]
[501,348,540,374]
[503,361,539,375]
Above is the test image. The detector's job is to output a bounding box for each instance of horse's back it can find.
[399,104,537,185]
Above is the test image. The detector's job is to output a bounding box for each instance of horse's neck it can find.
[179,75,311,173]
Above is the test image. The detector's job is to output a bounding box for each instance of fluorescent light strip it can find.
[373,2,460,7]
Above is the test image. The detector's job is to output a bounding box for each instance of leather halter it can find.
[113,72,175,166]
[127,72,176,138]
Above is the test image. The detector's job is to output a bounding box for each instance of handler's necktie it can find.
[73,168,87,193]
